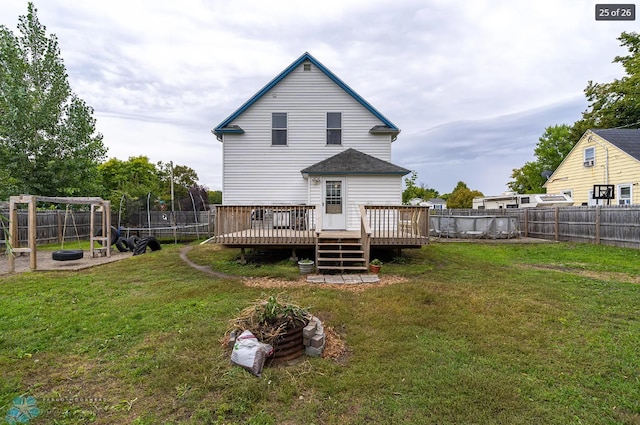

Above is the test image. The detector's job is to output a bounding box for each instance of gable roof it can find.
[212,52,400,140]
[591,129,640,161]
[301,148,410,176]
[543,128,640,188]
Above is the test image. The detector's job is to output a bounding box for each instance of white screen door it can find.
[323,178,346,229]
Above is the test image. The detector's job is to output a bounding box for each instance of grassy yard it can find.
[1,241,639,424]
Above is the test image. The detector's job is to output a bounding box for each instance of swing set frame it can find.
[6,195,112,273]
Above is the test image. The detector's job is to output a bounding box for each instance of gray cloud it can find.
[395,96,587,193]
[0,0,633,193]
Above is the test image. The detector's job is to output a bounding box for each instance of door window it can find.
[325,181,342,214]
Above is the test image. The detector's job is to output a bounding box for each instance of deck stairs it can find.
[316,235,367,274]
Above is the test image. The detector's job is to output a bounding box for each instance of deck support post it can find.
[290,248,298,261]
[239,248,246,264]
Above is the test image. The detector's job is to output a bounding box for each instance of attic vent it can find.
[303,63,311,71]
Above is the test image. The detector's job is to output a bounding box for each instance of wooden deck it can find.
[211,205,429,248]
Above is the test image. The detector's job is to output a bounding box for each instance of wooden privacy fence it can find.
[0,209,214,247]
[433,206,640,249]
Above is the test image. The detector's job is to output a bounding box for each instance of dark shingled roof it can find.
[301,148,410,175]
[591,129,640,161]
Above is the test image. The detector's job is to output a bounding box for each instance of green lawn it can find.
[1,241,639,424]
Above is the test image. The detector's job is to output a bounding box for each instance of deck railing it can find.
[212,204,429,247]
[214,205,317,245]
[363,205,430,246]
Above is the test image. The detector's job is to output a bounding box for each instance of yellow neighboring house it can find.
[544,129,640,206]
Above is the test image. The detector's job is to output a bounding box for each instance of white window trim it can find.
[272,112,287,146]
[583,147,595,167]
[617,183,632,205]
[326,112,342,145]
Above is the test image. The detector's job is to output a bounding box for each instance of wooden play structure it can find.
[6,195,112,273]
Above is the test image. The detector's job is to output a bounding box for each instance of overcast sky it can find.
[1,1,636,195]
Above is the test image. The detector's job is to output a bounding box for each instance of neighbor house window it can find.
[583,147,595,166]
[588,190,605,206]
[618,184,632,205]
[272,113,287,145]
[327,112,342,145]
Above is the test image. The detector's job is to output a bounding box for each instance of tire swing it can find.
[52,205,84,262]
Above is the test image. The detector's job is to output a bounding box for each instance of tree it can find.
[402,171,439,204]
[99,156,160,201]
[157,161,199,200]
[446,181,483,209]
[570,31,640,143]
[508,124,572,193]
[508,161,546,194]
[208,190,222,204]
[0,3,106,197]
[508,32,640,192]
[180,185,209,211]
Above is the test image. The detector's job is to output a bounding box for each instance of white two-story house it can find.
[211,52,428,271]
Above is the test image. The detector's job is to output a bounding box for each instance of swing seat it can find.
[52,250,84,261]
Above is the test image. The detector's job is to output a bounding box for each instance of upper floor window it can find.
[272,113,287,146]
[583,147,595,167]
[327,112,342,145]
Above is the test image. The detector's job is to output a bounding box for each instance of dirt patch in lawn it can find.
[322,326,350,363]
[180,245,408,291]
[0,250,133,275]
[243,275,408,292]
[523,264,640,284]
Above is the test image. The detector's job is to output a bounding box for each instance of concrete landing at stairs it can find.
[306,274,380,284]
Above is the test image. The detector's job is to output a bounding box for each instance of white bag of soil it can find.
[231,330,273,377]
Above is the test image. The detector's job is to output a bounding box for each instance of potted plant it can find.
[297,258,315,274]
[369,258,383,274]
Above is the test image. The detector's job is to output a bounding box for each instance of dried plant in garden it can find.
[228,294,310,345]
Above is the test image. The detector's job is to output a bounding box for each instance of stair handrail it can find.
[315,205,322,271]
[359,205,371,266]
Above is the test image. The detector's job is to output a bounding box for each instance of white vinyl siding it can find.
[222,62,395,206]
[345,176,402,230]
[306,175,403,231]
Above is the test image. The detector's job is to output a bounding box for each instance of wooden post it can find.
[523,209,529,238]
[104,201,111,257]
[90,203,96,257]
[554,207,559,242]
[215,206,221,243]
[8,198,17,273]
[207,209,212,237]
[28,196,37,271]
[595,205,601,245]
[57,210,63,243]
